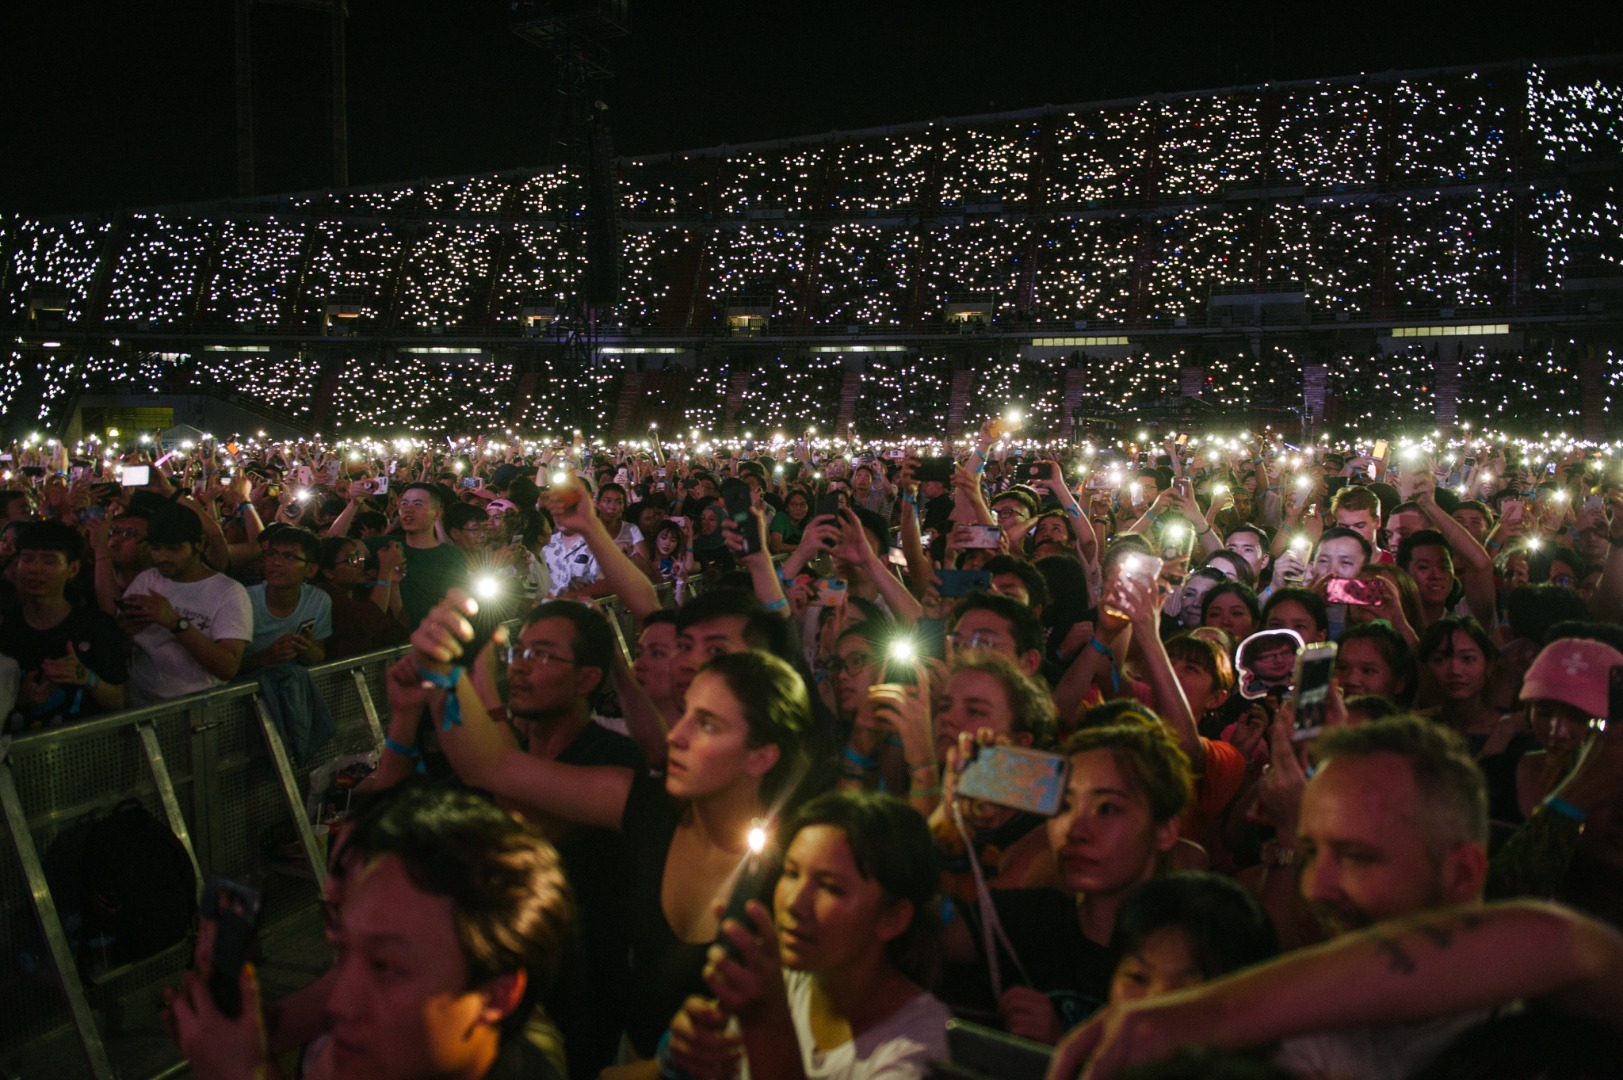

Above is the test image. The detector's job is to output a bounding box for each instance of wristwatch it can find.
[171,617,192,635]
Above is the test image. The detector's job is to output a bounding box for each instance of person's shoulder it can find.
[127,567,163,592]
[485,1032,565,1080]
[620,768,680,832]
[991,886,1081,925]
[66,599,122,635]
[208,570,251,596]
[563,719,645,769]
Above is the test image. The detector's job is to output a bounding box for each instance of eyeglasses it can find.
[263,550,309,563]
[992,507,1023,520]
[503,645,581,667]
[338,553,367,565]
[823,653,874,675]
[108,528,148,541]
[947,631,1005,650]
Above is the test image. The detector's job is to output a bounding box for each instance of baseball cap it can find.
[490,462,522,491]
[1519,638,1623,719]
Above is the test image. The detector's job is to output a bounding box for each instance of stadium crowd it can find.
[3,410,1623,1080]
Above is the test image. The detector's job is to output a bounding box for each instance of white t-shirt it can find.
[541,533,600,597]
[125,569,254,706]
[246,582,334,656]
[611,520,645,556]
[741,971,951,1080]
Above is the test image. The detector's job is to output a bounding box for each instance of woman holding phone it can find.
[390,594,812,1062]
[664,791,950,1080]
[943,716,1192,1044]
[770,486,815,556]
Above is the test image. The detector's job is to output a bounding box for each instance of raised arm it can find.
[1410,464,1496,625]
[1122,579,1205,775]
[1048,901,1623,1080]
[401,592,636,830]
[548,488,662,625]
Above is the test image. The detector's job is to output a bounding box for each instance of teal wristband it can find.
[416,665,466,731]
[656,1030,693,1080]
[384,736,427,774]
[1064,503,1083,518]
[1542,795,1587,824]
[842,745,879,772]
[764,597,788,612]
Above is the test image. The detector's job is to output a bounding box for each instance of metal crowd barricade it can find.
[1,574,729,1079]
[0,643,408,1080]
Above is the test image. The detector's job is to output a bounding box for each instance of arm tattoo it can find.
[1370,929,1418,974]
[1375,911,1487,974]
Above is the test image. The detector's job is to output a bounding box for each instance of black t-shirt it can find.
[544,721,644,1080]
[619,773,708,1057]
[951,888,1116,1033]
[363,537,468,629]
[0,601,130,732]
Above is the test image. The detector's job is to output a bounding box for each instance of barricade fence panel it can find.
[0,645,409,1079]
[0,595,690,1078]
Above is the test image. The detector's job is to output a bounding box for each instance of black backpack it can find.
[74,799,197,967]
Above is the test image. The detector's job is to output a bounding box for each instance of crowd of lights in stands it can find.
[300,223,400,323]
[816,224,914,326]
[328,354,514,433]
[4,61,1622,438]
[205,221,307,326]
[398,225,502,329]
[4,218,108,321]
[737,354,845,430]
[0,350,22,417]
[854,357,951,434]
[492,225,582,318]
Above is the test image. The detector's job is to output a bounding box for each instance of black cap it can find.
[147,505,203,546]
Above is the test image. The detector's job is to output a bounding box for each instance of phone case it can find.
[956,746,1069,817]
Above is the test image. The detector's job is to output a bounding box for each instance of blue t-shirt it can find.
[246,583,334,655]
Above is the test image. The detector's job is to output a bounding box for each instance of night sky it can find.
[3,0,1619,216]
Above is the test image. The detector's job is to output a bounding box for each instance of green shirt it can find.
[365,536,468,629]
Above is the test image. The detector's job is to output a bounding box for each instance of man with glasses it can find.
[241,527,332,672]
[378,599,640,1080]
[90,507,154,617]
[118,505,252,706]
[444,501,492,562]
[945,591,1046,679]
[990,487,1042,552]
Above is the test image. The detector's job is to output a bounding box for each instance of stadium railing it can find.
[0,579,692,1080]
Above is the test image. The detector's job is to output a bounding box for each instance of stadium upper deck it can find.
[3,56,1622,439]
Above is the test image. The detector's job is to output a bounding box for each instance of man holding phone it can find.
[240,527,331,672]
[119,506,253,706]
[366,482,467,628]
[172,785,573,1080]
